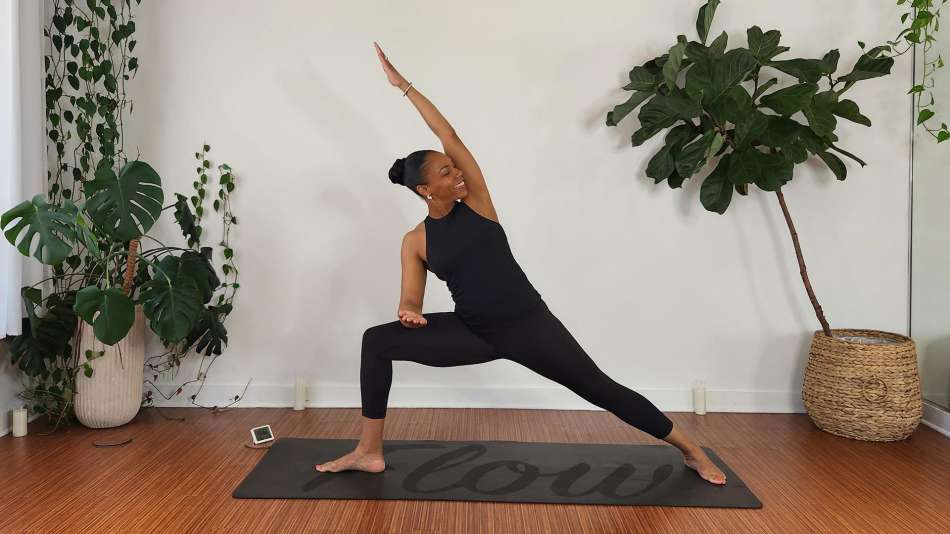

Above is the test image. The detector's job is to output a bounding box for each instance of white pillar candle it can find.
[692,380,707,415]
[12,406,28,437]
[294,376,307,410]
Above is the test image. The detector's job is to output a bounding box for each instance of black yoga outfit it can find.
[360,200,674,440]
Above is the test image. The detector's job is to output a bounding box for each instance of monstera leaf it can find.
[9,291,78,378]
[74,286,135,345]
[1,194,78,265]
[178,248,220,304]
[83,159,164,241]
[173,193,200,245]
[184,303,232,356]
[138,254,204,342]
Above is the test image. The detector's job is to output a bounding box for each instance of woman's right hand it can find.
[374,41,408,88]
[398,309,427,328]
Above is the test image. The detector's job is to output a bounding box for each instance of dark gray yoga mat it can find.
[233,437,761,508]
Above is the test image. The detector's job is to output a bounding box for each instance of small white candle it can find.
[12,406,28,437]
[692,380,707,415]
[294,376,307,410]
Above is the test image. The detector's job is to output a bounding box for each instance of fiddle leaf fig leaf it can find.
[832,99,872,126]
[755,152,793,191]
[609,0,892,216]
[766,58,824,83]
[663,38,688,90]
[734,110,770,149]
[727,149,764,185]
[708,31,728,56]
[631,90,702,146]
[606,91,652,126]
[821,49,841,74]
[646,124,700,184]
[747,26,785,61]
[817,151,847,180]
[686,48,758,105]
[752,78,778,101]
[676,130,717,179]
[699,154,733,214]
[625,66,658,91]
[695,0,721,45]
[760,82,818,116]
[838,51,894,83]
[803,90,839,137]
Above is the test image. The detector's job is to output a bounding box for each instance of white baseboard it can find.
[922,400,950,438]
[141,382,808,414]
[7,383,949,440]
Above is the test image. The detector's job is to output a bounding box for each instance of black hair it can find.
[389,150,434,199]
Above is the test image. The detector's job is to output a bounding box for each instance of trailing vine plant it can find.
[3,0,246,433]
[144,144,244,410]
[886,0,948,142]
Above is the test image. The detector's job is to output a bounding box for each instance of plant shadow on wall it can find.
[604,0,924,441]
[0,0,246,433]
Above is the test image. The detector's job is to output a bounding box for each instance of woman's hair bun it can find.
[389,158,406,185]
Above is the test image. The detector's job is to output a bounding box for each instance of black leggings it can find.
[359,302,674,440]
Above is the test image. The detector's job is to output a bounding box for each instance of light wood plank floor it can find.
[1,407,948,533]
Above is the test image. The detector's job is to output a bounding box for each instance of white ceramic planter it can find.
[74,304,146,428]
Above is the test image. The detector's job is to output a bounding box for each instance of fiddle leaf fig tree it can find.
[606,0,894,338]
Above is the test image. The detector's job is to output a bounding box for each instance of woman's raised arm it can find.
[374,42,456,141]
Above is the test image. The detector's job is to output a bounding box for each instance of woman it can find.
[315,42,727,486]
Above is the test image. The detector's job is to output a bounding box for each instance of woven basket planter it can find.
[802,329,922,441]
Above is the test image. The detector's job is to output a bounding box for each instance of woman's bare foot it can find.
[314,448,385,473]
[661,422,727,485]
[682,448,727,485]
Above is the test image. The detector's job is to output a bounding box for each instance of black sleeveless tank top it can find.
[423,200,544,328]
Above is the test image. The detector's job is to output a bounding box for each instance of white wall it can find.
[912,30,950,411]
[6,0,915,433]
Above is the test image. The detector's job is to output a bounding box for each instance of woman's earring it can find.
[427,195,432,199]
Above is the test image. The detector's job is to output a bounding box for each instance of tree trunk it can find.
[775,190,832,337]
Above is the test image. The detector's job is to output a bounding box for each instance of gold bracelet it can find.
[402,81,413,96]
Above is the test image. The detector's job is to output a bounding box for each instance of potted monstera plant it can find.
[606,0,922,441]
[2,156,229,429]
